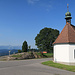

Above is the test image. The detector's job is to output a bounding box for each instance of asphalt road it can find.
[0,58,75,75]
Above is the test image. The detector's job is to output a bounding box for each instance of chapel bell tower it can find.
[65,4,72,24]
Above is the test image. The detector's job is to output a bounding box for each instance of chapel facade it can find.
[53,5,75,64]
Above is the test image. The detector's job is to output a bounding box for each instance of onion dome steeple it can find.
[65,11,72,19]
[65,4,72,24]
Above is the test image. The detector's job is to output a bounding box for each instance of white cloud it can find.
[27,0,52,11]
[27,0,39,4]
[46,5,52,11]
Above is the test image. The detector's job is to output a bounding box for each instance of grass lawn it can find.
[36,53,53,58]
[11,54,22,57]
[42,61,75,72]
[44,53,53,57]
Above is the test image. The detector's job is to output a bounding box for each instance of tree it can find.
[28,45,31,49]
[28,45,31,52]
[35,27,59,53]
[22,41,28,52]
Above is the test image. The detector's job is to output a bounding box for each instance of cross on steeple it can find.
[67,4,69,12]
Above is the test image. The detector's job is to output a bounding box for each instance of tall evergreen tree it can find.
[22,41,28,52]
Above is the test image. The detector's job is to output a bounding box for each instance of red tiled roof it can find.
[53,22,75,44]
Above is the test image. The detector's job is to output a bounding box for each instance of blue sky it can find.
[0,0,75,48]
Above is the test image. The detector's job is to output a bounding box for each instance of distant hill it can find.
[0,49,19,56]
[0,45,22,49]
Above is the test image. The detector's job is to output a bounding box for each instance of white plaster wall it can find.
[69,44,75,63]
[54,44,69,63]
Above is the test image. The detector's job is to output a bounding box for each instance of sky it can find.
[0,0,75,48]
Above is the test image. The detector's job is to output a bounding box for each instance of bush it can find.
[18,50,22,53]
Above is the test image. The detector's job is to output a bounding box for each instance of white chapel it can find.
[53,5,75,64]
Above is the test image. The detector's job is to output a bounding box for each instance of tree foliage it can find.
[18,50,22,53]
[22,41,28,52]
[35,27,59,53]
[28,45,31,49]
